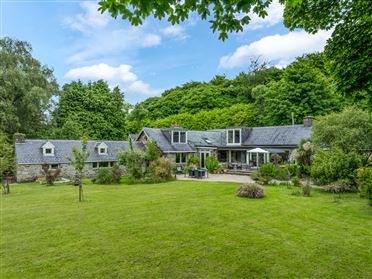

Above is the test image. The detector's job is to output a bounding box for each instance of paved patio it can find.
[177,173,254,183]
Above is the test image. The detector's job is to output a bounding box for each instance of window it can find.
[227,129,241,145]
[93,162,98,168]
[172,131,187,144]
[228,130,234,144]
[49,164,59,169]
[99,161,109,168]
[45,148,52,154]
[218,150,228,162]
[176,153,187,164]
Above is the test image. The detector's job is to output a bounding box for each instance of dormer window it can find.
[42,141,55,156]
[227,129,241,145]
[97,142,108,155]
[172,131,187,144]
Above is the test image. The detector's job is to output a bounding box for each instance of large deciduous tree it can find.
[0,37,58,138]
[51,80,129,140]
[252,54,341,125]
[311,106,372,157]
[283,0,372,101]
[0,133,13,194]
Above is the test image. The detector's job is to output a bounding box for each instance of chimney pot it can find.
[304,116,314,127]
[14,133,26,143]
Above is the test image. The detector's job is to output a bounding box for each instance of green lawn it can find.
[1,181,372,278]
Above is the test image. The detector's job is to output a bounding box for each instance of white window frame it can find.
[97,142,108,155]
[172,131,187,144]
[42,142,55,156]
[226,129,242,145]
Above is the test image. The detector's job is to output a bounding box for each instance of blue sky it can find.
[2,0,331,104]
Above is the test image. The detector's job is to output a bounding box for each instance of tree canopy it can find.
[51,80,129,140]
[98,0,274,40]
[283,0,372,99]
[311,107,372,155]
[0,37,58,138]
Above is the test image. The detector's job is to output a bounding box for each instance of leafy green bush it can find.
[236,183,264,199]
[356,167,372,206]
[205,156,219,173]
[119,145,145,183]
[255,163,277,184]
[112,164,122,184]
[255,163,291,183]
[148,157,173,182]
[188,155,200,168]
[291,177,301,187]
[357,167,372,198]
[95,168,113,184]
[310,149,363,185]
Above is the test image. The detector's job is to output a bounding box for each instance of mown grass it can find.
[1,181,372,278]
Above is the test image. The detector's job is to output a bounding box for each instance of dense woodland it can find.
[0,37,370,142]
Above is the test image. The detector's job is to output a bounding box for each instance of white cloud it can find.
[64,1,109,34]
[162,25,189,40]
[219,30,332,69]
[244,0,284,30]
[63,1,161,64]
[67,27,161,64]
[65,63,160,98]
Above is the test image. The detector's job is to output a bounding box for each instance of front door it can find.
[200,151,210,168]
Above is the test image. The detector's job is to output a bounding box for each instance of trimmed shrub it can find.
[205,156,219,173]
[236,183,265,199]
[310,149,363,185]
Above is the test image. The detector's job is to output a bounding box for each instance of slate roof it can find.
[16,125,311,164]
[15,139,143,165]
[244,125,311,147]
[141,125,311,152]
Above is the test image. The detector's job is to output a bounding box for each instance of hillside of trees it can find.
[1,37,371,141]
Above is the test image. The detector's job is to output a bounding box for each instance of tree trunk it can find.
[79,183,83,202]
[2,178,10,194]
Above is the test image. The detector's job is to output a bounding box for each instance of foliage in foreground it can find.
[236,183,265,199]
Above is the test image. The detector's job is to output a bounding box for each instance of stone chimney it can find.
[303,116,314,127]
[14,133,26,143]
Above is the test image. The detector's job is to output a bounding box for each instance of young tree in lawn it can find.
[0,133,13,194]
[66,136,90,201]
